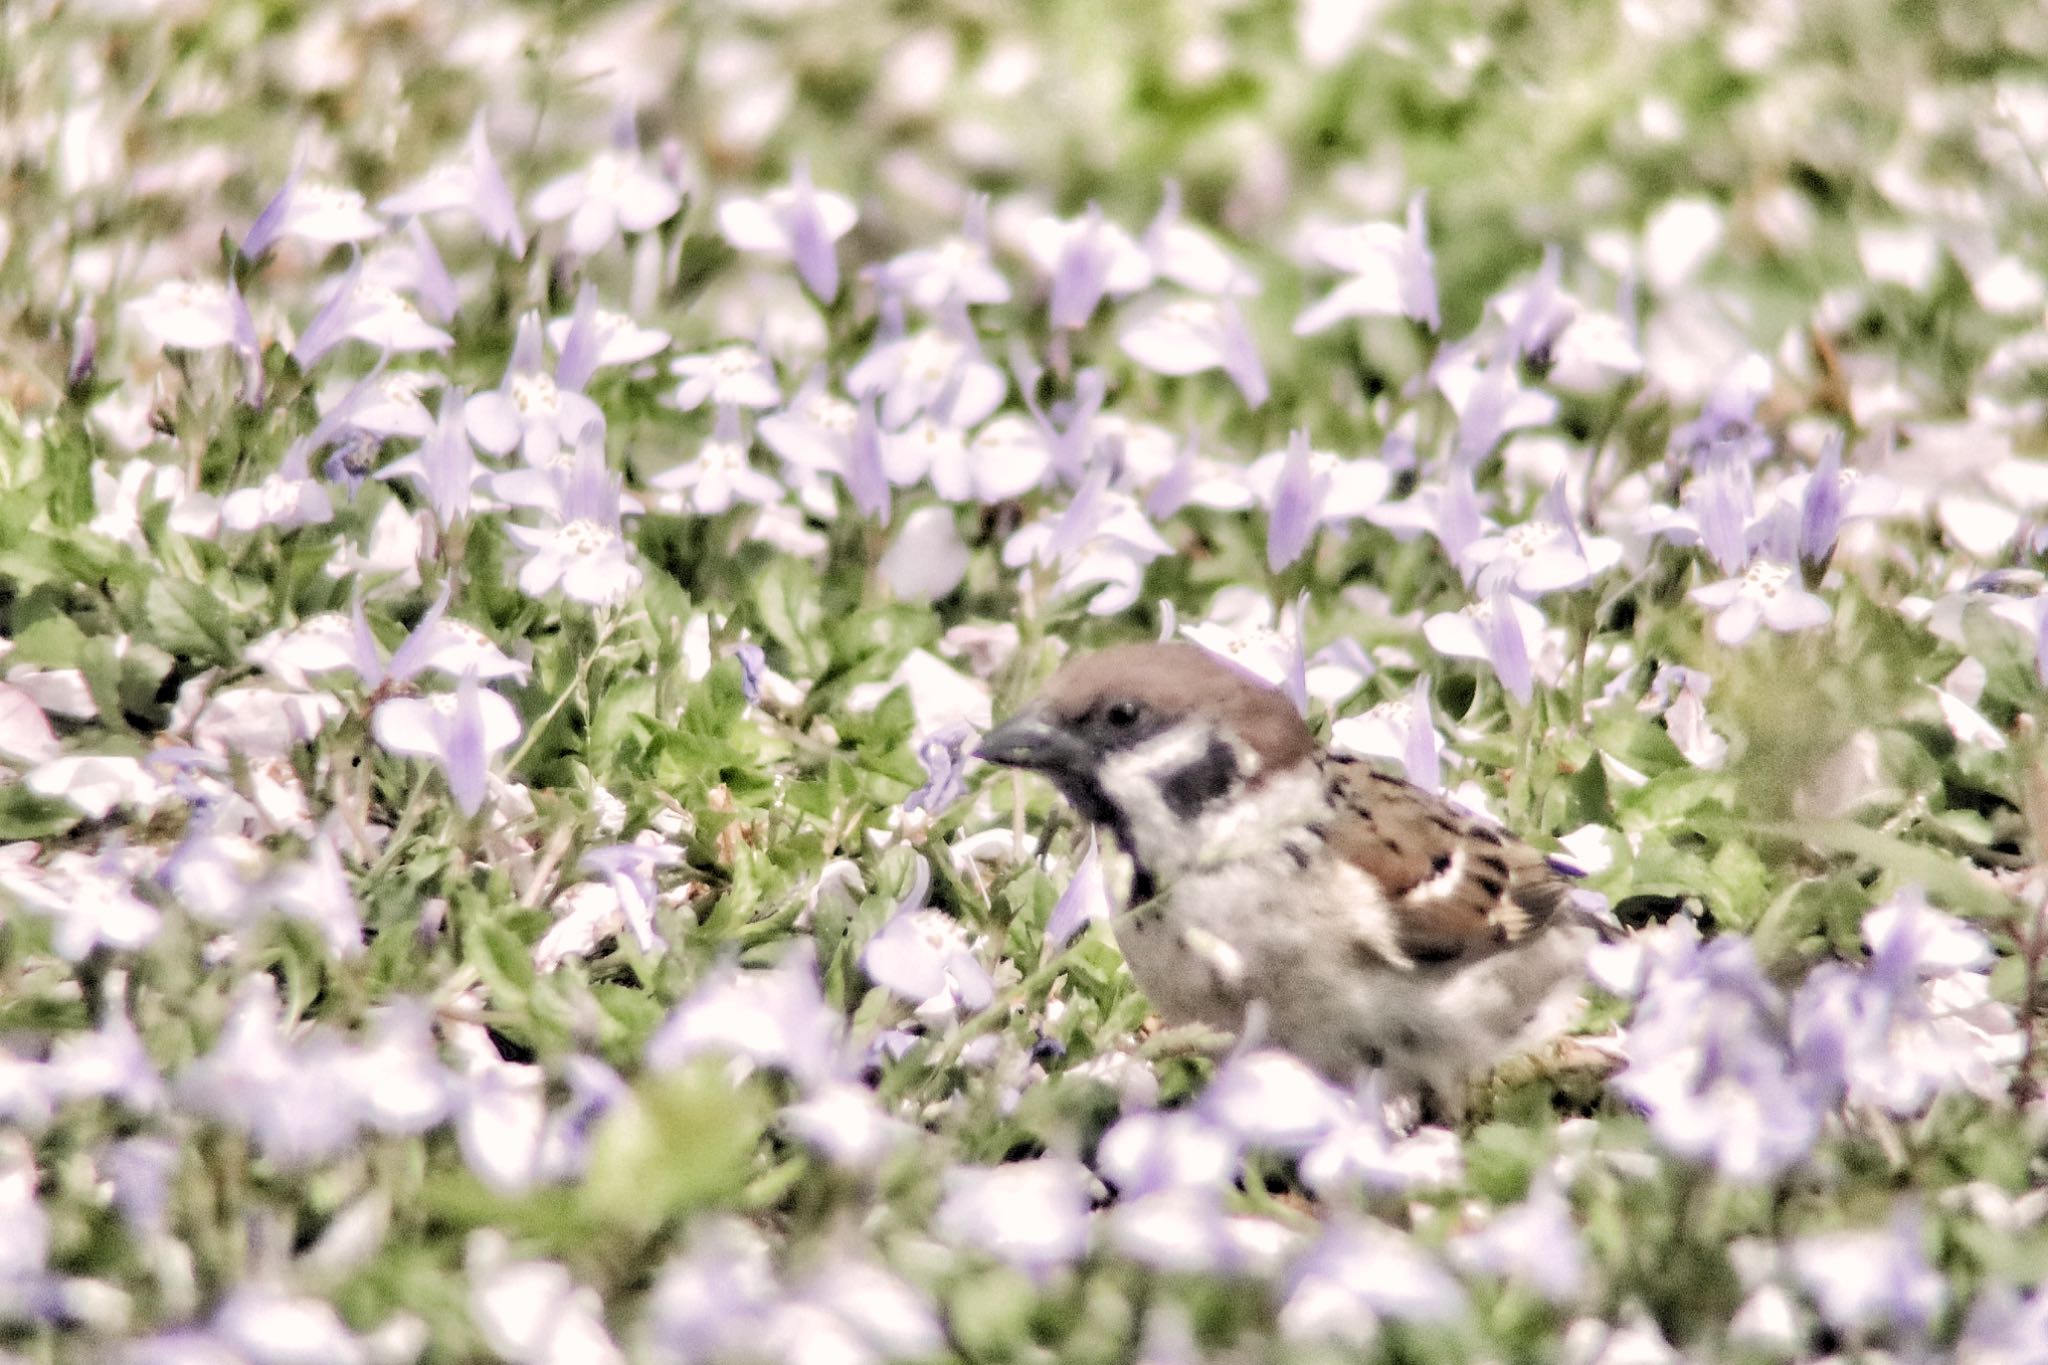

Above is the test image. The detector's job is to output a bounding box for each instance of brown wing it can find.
[1317,755,1577,968]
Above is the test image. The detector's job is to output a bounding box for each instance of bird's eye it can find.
[1104,699,1141,728]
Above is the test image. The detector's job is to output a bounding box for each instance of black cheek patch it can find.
[1159,737,1241,820]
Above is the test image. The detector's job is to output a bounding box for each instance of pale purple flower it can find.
[124,278,256,353]
[935,1158,1092,1275]
[1370,466,1496,568]
[104,1137,178,1240]
[1299,1080,1463,1194]
[338,367,441,440]
[1957,1282,2048,1361]
[579,840,685,953]
[212,1286,371,1365]
[1684,461,1756,571]
[529,122,682,257]
[1328,676,1443,791]
[1280,1221,1467,1346]
[649,410,786,516]
[792,1257,947,1363]
[500,422,645,606]
[1674,353,1774,469]
[758,373,859,478]
[1791,888,2020,1115]
[1610,930,1827,1181]
[717,161,857,302]
[1266,432,1319,574]
[1143,180,1258,296]
[545,301,669,379]
[363,218,459,324]
[1001,468,1174,615]
[86,458,213,552]
[248,586,525,692]
[1492,258,1643,391]
[1247,434,1393,546]
[242,170,385,257]
[846,313,1006,431]
[648,1225,941,1365]
[1118,294,1268,406]
[1798,436,1846,576]
[1791,1207,1944,1339]
[447,1040,553,1194]
[1451,1180,1587,1303]
[904,722,974,815]
[1460,481,1622,595]
[1096,1110,1239,1196]
[877,504,968,601]
[1201,1049,1350,1153]
[928,413,1053,503]
[878,416,965,491]
[1691,560,1831,645]
[0,1134,48,1280]
[1105,1189,1255,1276]
[293,265,453,367]
[175,979,368,1166]
[780,1083,914,1171]
[645,949,848,1089]
[348,1000,459,1135]
[467,1233,626,1365]
[644,1223,780,1362]
[466,313,604,467]
[1177,591,1304,687]
[27,754,168,821]
[223,365,403,531]
[671,343,780,411]
[1043,835,1112,947]
[1015,360,1108,484]
[1141,439,1258,520]
[862,864,994,1022]
[264,829,365,958]
[873,195,1011,312]
[379,387,495,529]
[370,672,522,817]
[1640,664,1727,768]
[1440,341,1559,468]
[1423,588,1549,704]
[42,988,165,1113]
[1026,205,1155,330]
[378,116,524,255]
[1293,192,1439,334]
[219,452,335,534]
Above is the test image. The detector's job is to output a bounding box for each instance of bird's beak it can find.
[975,709,1090,777]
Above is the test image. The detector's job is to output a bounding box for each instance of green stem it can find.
[367,780,432,883]
[505,611,617,774]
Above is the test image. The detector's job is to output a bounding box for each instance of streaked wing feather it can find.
[1319,756,1575,968]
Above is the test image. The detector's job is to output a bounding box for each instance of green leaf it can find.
[465,917,536,1011]
[0,785,81,839]
[581,1062,767,1228]
[1765,819,2021,922]
[751,558,828,677]
[143,577,239,663]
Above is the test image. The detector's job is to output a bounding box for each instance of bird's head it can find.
[977,643,1316,866]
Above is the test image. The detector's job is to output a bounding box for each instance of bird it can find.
[976,641,1611,1121]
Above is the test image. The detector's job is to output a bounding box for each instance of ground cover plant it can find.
[3,0,2048,1359]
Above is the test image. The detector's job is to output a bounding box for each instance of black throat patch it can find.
[1158,735,1242,820]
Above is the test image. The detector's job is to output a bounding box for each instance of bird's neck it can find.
[1091,723,1322,889]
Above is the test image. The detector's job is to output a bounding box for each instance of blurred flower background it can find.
[4,0,2048,1359]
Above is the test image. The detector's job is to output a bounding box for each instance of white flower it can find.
[1690,560,1831,644]
[529,147,681,256]
[466,1232,626,1365]
[935,1159,1092,1275]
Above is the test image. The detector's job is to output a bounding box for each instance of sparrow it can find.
[977,641,1609,1120]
